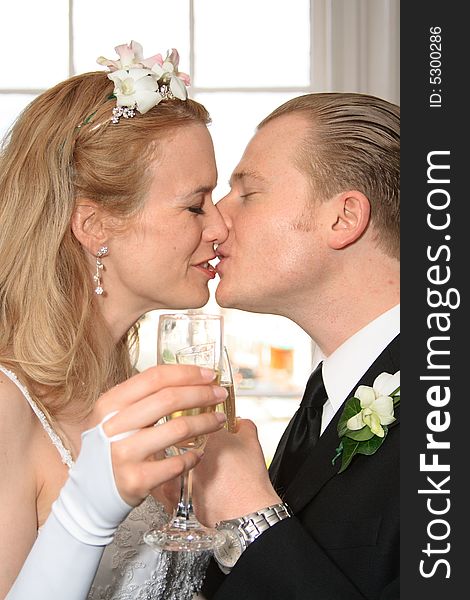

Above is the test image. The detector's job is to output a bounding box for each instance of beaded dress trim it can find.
[0,364,73,467]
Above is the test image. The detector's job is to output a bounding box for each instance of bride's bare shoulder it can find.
[0,369,36,444]
[0,369,41,596]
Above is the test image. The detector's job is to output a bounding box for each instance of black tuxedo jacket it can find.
[202,335,400,600]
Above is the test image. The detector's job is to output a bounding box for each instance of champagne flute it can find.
[144,313,226,552]
[217,347,237,433]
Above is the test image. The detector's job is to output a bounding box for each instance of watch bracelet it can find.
[219,502,293,545]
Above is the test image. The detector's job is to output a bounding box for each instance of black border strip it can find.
[401,3,467,597]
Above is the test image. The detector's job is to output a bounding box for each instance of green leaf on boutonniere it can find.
[345,426,375,442]
[336,436,360,473]
[337,431,387,473]
[355,428,387,455]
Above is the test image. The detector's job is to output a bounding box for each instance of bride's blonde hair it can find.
[0,71,210,419]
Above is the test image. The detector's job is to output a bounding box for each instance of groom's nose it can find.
[215,194,234,230]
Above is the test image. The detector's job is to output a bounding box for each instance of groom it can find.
[194,92,400,599]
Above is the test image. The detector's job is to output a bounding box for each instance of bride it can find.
[0,41,228,599]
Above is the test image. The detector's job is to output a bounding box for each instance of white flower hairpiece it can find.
[96,41,190,123]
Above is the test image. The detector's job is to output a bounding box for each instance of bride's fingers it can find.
[103,384,228,437]
[111,411,227,463]
[117,451,204,505]
[95,365,217,420]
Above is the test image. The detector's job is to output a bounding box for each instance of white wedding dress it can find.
[1,365,210,600]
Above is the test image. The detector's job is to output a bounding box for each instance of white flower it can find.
[97,42,191,123]
[107,69,162,114]
[346,370,399,438]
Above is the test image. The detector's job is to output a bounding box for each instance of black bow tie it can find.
[272,362,328,495]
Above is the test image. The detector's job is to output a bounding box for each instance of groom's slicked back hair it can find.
[258,93,400,259]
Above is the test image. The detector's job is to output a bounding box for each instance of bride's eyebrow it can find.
[177,184,215,200]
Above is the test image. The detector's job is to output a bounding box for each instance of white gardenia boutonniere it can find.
[332,371,400,473]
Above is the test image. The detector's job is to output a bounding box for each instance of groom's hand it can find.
[192,419,281,526]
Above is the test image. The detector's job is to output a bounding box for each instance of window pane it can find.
[194,0,310,87]
[221,308,313,393]
[74,0,190,74]
[0,95,36,142]
[194,91,302,200]
[1,2,68,87]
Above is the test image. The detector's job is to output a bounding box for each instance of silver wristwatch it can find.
[214,503,293,573]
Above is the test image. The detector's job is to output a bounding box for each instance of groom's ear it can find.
[326,191,371,250]
[71,200,109,256]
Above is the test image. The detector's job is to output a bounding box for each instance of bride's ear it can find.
[326,191,371,250]
[71,201,109,255]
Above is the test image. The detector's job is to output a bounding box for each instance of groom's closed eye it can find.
[238,191,259,200]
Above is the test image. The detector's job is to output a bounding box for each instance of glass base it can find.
[144,520,226,552]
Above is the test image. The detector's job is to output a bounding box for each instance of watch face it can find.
[214,529,243,568]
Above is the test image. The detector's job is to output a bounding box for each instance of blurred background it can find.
[0,0,399,463]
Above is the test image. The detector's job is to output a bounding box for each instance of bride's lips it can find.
[193,258,217,279]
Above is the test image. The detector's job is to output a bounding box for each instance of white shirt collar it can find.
[322,304,400,413]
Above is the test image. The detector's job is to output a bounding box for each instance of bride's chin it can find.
[169,290,210,310]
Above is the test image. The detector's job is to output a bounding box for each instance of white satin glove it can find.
[6,416,132,600]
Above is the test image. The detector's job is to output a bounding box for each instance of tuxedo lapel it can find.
[268,412,298,485]
[278,335,400,513]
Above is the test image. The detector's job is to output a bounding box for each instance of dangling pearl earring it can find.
[94,246,108,295]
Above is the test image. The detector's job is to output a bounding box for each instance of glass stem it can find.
[175,468,195,521]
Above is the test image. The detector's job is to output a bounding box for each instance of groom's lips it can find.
[214,248,228,274]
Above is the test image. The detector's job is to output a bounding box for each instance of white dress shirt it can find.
[319,304,400,434]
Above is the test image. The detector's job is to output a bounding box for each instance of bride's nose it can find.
[202,204,229,244]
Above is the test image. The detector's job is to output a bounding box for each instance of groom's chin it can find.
[215,282,239,310]
[214,286,231,309]
[215,285,260,314]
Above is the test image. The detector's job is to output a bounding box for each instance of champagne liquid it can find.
[166,406,215,451]
[217,382,237,433]
[166,371,221,451]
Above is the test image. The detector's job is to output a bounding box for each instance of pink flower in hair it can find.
[97,40,163,72]
[166,49,191,85]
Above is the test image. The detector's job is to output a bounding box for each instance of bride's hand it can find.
[90,365,228,506]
